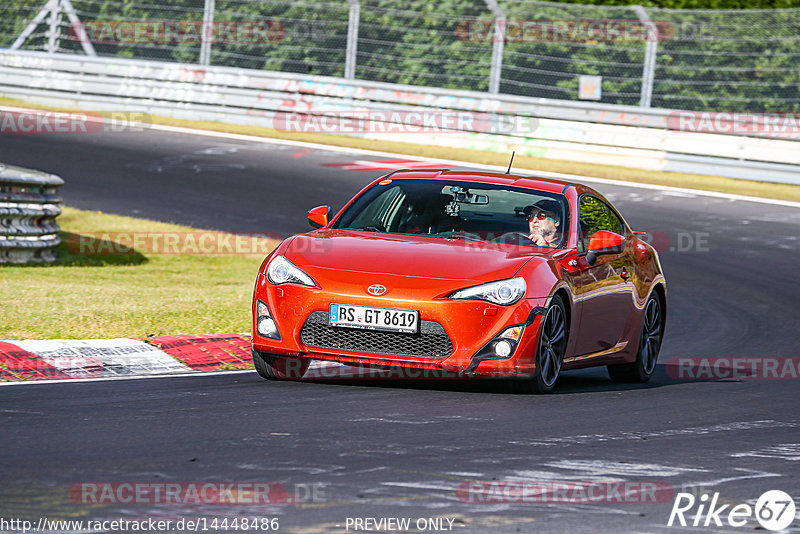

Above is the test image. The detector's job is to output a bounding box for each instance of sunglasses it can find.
[529,211,558,223]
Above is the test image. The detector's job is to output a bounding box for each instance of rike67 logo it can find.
[668,490,796,531]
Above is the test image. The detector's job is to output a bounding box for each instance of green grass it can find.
[3,96,800,203]
[0,207,278,339]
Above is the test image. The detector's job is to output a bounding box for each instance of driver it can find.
[523,200,562,247]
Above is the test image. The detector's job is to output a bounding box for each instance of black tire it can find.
[252,349,309,381]
[607,293,663,383]
[510,294,568,394]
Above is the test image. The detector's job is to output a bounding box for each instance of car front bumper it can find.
[251,274,548,377]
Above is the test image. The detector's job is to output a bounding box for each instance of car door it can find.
[569,195,636,356]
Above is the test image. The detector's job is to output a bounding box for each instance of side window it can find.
[579,196,625,250]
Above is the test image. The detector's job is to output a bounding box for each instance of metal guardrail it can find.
[0,162,63,264]
[0,49,674,126]
[3,0,799,112]
[0,49,798,185]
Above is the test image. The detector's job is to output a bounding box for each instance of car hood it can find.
[284,229,555,282]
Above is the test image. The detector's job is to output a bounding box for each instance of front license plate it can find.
[329,304,419,334]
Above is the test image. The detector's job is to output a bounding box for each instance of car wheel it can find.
[530,295,568,393]
[252,349,309,381]
[607,293,663,383]
[509,295,568,394]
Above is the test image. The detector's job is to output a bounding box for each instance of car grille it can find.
[300,311,453,359]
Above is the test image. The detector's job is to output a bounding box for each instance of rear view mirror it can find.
[308,205,331,229]
[586,230,625,265]
[450,186,489,205]
[454,192,489,205]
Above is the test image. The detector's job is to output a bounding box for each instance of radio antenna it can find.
[505,151,516,174]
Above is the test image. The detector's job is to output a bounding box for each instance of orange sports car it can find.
[252,169,666,392]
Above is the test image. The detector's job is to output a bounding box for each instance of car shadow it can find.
[51,231,148,266]
[297,362,721,395]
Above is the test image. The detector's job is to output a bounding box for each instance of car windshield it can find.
[333,178,569,248]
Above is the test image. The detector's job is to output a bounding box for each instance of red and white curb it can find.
[0,334,254,382]
[1,334,454,384]
[148,334,253,372]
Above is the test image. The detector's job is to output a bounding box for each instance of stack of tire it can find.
[0,163,63,264]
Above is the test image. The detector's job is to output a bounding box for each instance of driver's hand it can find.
[528,233,546,246]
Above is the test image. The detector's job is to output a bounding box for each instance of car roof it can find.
[383,169,576,195]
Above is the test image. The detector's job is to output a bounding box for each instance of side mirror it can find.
[586,230,625,266]
[307,205,331,229]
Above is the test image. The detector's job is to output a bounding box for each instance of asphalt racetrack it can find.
[1,127,799,533]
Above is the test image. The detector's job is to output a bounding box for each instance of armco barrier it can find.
[0,162,64,264]
[1,50,799,184]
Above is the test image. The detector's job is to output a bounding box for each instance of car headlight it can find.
[448,277,526,306]
[267,255,316,287]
